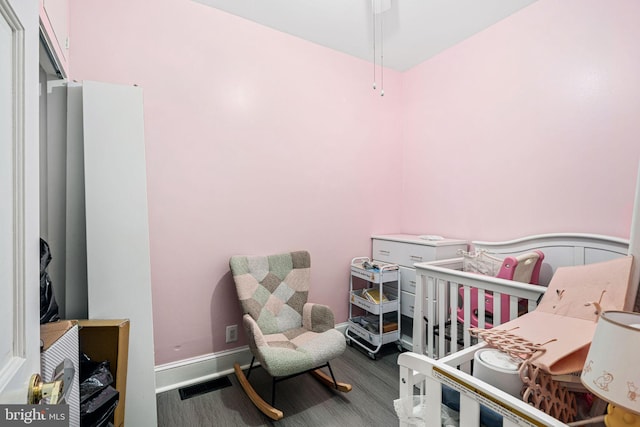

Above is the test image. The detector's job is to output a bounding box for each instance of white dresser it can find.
[371,234,468,350]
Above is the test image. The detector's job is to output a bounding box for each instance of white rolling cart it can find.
[345,257,402,359]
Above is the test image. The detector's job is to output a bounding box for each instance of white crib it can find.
[396,233,631,427]
[412,233,629,359]
[397,346,568,426]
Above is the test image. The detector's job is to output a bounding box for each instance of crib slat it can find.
[463,286,471,350]
[458,285,472,373]
[437,278,447,358]
[426,274,435,357]
[398,364,410,427]
[398,365,412,400]
[417,272,429,356]
[509,295,518,321]
[425,376,442,426]
[493,290,502,327]
[459,392,481,426]
[449,281,458,354]
[477,288,486,329]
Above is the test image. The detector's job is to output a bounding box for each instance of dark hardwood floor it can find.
[156,344,402,427]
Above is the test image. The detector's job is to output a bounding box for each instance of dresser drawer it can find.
[400,291,415,317]
[373,237,467,267]
[371,239,434,267]
[399,266,417,294]
[373,239,429,266]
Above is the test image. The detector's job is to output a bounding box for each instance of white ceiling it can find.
[192,0,538,71]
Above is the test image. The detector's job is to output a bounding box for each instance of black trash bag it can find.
[40,238,59,324]
[79,357,119,427]
[80,385,119,427]
[79,360,114,404]
[78,352,99,383]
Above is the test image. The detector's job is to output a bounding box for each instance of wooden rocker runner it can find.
[229,251,352,420]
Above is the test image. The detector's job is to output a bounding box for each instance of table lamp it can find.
[580,311,640,427]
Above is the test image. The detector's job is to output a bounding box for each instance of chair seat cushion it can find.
[258,327,346,377]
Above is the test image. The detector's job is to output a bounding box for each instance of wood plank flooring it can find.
[156,344,401,427]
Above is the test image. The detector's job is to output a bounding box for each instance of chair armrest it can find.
[303,303,335,332]
[242,314,266,350]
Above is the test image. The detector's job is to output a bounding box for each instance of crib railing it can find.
[397,347,568,427]
[413,258,548,359]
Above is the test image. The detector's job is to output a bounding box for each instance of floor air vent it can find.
[178,376,233,400]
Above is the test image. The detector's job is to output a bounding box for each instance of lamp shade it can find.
[581,311,640,415]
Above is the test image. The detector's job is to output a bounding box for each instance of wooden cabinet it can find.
[371,234,467,350]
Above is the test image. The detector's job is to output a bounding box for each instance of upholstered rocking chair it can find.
[229,250,352,420]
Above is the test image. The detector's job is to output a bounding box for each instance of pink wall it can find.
[69,0,403,365]
[69,0,640,366]
[401,0,640,241]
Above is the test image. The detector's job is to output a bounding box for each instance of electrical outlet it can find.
[225,325,238,343]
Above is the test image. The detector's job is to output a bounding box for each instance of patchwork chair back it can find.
[229,250,351,420]
[457,250,545,328]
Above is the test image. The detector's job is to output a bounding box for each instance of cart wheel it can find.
[346,337,352,346]
[397,343,404,352]
[368,352,376,360]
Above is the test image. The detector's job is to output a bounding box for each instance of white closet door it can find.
[82,80,157,427]
[0,0,41,403]
[64,82,88,319]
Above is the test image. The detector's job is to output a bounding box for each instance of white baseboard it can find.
[154,322,348,394]
[154,346,253,394]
